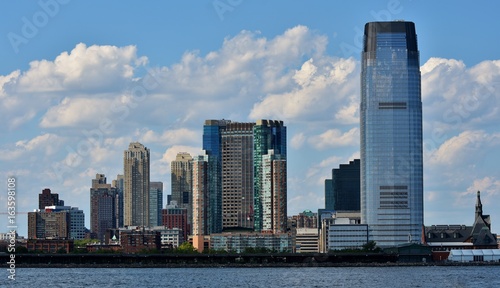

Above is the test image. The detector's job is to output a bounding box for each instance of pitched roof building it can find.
[425,191,497,251]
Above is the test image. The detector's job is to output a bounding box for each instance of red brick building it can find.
[119,230,161,253]
[26,239,73,253]
[162,207,189,242]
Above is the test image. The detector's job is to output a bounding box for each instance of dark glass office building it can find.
[325,159,360,212]
[360,21,423,246]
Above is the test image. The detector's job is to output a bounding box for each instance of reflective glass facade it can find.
[253,120,286,232]
[361,22,423,246]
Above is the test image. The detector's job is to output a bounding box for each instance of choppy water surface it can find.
[5,266,500,287]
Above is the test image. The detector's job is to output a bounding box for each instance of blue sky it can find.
[1,0,500,236]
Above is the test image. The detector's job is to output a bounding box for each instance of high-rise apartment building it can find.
[123,142,150,227]
[202,119,287,233]
[261,150,287,233]
[28,206,85,240]
[149,182,163,227]
[171,152,193,231]
[221,122,255,230]
[90,174,118,241]
[112,174,124,228]
[191,153,222,236]
[361,21,423,246]
[192,155,208,237]
[28,210,69,239]
[38,188,63,209]
[253,120,286,232]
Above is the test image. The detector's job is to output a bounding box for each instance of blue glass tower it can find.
[361,21,423,246]
[202,120,230,234]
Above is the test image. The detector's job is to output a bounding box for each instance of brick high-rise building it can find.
[28,210,69,239]
[38,188,63,209]
[90,174,118,241]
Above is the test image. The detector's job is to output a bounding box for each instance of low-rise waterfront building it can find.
[210,232,292,253]
[26,239,74,253]
[295,228,318,253]
[425,191,497,251]
[448,249,500,262]
[119,228,161,253]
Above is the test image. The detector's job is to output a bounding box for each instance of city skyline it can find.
[1,1,500,237]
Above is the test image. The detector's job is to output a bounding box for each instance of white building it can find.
[448,249,500,262]
[151,226,183,248]
[295,228,318,253]
[328,224,369,251]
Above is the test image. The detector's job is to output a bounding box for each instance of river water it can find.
[4,266,499,287]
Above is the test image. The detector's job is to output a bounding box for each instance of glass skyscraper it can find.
[253,120,287,232]
[360,21,423,246]
[202,119,286,233]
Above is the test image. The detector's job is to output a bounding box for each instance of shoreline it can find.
[3,253,500,268]
[13,262,500,268]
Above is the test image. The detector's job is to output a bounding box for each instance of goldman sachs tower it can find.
[360,21,423,247]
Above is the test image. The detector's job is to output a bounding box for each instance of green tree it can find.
[175,242,197,254]
[15,246,28,253]
[56,247,67,254]
[362,241,380,252]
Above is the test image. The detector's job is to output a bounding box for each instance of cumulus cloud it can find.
[335,98,359,124]
[250,57,358,121]
[18,43,146,93]
[452,177,500,210]
[0,133,63,161]
[466,177,500,197]
[427,130,500,166]
[290,132,306,149]
[139,128,200,146]
[0,43,147,130]
[40,97,115,128]
[304,155,348,186]
[422,58,500,133]
[308,127,359,150]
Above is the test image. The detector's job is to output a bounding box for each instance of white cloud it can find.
[428,130,500,166]
[335,98,359,124]
[466,177,500,197]
[249,57,358,121]
[305,155,343,186]
[308,127,359,150]
[18,43,146,93]
[0,133,63,161]
[40,97,115,128]
[290,132,305,149]
[156,145,203,176]
[139,128,199,146]
[421,58,500,134]
[452,177,500,216]
[0,44,148,130]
